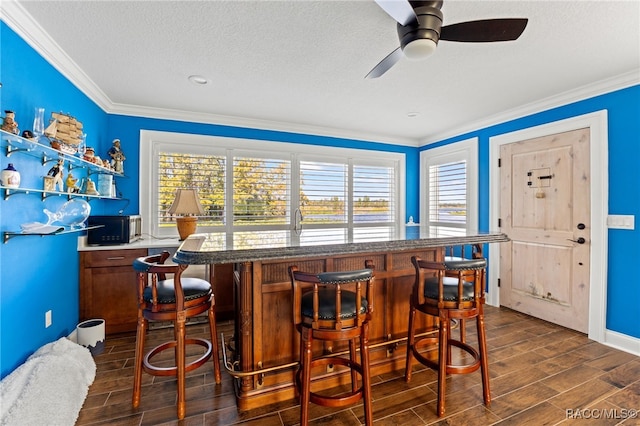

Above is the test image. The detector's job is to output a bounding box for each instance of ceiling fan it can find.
[366,0,528,79]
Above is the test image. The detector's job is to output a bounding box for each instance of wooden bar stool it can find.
[132,252,222,420]
[405,252,490,417]
[444,244,485,343]
[289,263,375,426]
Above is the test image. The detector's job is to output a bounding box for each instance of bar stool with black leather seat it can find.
[132,251,222,420]
[405,251,490,417]
[444,244,485,343]
[289,263,375,426]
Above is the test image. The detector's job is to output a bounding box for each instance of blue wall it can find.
[0,22,418,378]
[1,22,110,379]
[422,85,640,339]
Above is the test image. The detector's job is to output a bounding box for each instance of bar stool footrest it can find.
[143,337,213,377]
[411,336,481,374]
[296,357,365,408]
[446,339,481,374]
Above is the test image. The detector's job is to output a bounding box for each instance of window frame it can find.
[419,137,478,232]
[140,130,406,239]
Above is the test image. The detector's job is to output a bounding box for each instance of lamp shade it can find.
[168,189,205,216]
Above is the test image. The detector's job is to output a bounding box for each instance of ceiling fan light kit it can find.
[403,38,437,60]
[399,2,442,60]
[367,0,528,78]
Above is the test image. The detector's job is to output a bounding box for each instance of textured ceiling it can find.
[6,0,640,145]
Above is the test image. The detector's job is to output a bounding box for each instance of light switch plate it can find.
[607,215,635,230]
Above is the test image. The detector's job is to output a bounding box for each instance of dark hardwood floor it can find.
[76,306,640,425]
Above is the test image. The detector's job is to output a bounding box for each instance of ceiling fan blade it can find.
[374,0,417,26]
[440,18,528,42]
[365,47,404,79]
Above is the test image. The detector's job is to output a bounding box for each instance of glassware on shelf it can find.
[32,107,45,141]
[77,133,87,157]
[43,198,91,229]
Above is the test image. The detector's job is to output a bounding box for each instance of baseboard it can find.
[603,329,640,356]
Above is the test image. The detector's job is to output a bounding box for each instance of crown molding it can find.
[108,103,419,148]
[420,69,640,146]
[1,0,113,110]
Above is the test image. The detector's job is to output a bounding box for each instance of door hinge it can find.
[498,218,502,228]
[498,278,501,288]
[498,158,501,167]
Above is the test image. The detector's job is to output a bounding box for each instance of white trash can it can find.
[77,319,105,355]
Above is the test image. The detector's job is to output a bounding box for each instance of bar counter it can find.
[174,227,508,410]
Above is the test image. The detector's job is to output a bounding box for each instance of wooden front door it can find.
[499,128,591,333]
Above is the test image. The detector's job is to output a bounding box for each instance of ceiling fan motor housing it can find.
[398,1,443,55]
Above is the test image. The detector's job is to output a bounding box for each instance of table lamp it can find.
[168,188,205,240]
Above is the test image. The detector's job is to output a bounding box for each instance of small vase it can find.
[77,133,87,157]
[33,107,45,140]
[1,163,21,188]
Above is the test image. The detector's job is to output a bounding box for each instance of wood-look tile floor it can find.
[76,306,640,425]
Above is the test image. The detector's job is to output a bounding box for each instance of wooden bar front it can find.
[230,247,439,410]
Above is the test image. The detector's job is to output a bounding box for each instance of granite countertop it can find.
[76,235,182,251]
[173,226,509,265]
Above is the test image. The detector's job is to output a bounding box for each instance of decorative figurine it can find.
[47,158,64,192]
[21,130,36,140]
[1,163,21,188]
[84,147,95,162]
[107,139,125,174]
[1,110,19,135]
[66,172,80,193]
[43,176,55,192]
[84,177,99,196]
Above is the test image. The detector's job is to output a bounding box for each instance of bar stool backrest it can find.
[289,263,374,331]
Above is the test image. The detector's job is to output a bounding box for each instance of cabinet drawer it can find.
[81,248,147,268]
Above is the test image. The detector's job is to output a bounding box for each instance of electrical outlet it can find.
[45,310,52,328]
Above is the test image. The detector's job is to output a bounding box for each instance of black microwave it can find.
[87,215,142,245]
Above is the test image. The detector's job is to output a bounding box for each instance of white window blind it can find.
[428,160,467,228]
[353,164,395,224]
[299,160,347,224]
[158,152,226,228]
[420,138,478,237]
[232,156,291,225]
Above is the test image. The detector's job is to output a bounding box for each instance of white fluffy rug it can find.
[1,337,96,426]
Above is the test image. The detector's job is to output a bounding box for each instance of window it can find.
[158,152,226,227]
[140,131,405,243]
[420,138,478,236]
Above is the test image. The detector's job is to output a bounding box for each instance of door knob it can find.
[568,237,586,244]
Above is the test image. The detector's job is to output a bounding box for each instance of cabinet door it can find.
[80,249,146,334]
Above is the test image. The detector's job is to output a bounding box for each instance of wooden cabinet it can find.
[79,249,147,335]
[80,247,235,334]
